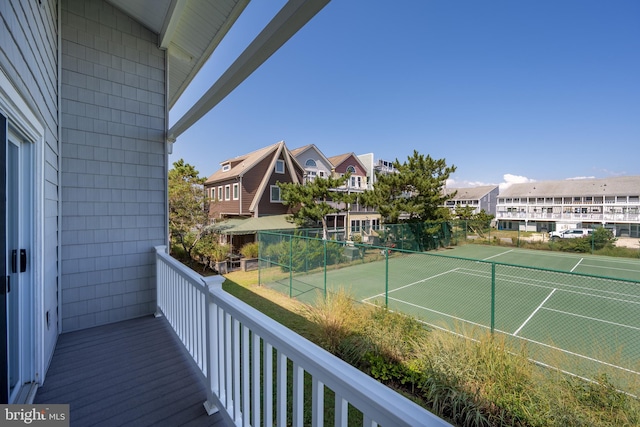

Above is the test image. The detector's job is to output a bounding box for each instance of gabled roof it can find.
[327,152,366,171]
[205,141,303,214]
[205,141,285,183]
[445,185,499,200]
[499,176,640,198]
[290,144,333,167]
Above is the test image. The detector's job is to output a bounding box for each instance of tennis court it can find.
[261,243,640,391]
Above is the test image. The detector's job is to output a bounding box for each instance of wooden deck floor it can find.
[35,315,227,426]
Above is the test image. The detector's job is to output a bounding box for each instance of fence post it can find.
[385,249,389,308]
[257,234,262,286]
[289,235,293,298]
[491,262,496,334]
[323,239,327,299]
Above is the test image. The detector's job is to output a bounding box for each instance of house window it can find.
[217,186,223,201]
[346,165,356,174]
[233,183,239,200]
[305,159,316,167]
[275,159,285,174]
[222,163,230,172]
[306,171,316,183]
[270,185,282,202]
[225,185,231,200]
[318,171,325,177]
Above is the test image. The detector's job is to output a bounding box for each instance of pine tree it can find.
[168,159,208,258]
[278,174,355,240]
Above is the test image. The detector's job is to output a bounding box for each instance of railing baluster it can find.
[225,312,233,412]
[335,394,348,427]
[242,324,250,427]
[293,363,304,427]
[263,342,273,427]
[312,377,324,427]
[233,318,241,422]
[252,332,261,427]
[277,351,287,427]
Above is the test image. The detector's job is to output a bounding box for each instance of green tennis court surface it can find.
[261,245,640,391]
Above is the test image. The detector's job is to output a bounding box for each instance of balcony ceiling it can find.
[107,0,330,141]
[106,0,249,109]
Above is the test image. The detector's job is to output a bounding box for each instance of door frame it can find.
[1,68,47,402]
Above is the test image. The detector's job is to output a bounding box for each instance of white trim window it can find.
[224,185,231,201]
[270,185,282,203]
[275,159,285,174]
[222,163,231,172]
[217,186,223,201]
[232,183,239,200]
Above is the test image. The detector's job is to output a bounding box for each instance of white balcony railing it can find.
[155,246,450,427]
[496,212,640,222]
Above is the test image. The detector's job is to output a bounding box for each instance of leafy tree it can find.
[168,159,209,259]
[454,205,475,221]
[278,175,355,240]
[363,150,456,224]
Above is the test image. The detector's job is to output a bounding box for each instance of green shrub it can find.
[239,241,259,258]
[299,287,640,426]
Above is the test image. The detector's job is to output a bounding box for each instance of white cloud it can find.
[566,176,596,180]
[499,174,535,191]
[446,178,497,188]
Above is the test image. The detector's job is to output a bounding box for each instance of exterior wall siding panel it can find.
[60,0,166,331]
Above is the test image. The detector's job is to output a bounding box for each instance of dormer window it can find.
[222,163,230,172]
[275,159,285,174]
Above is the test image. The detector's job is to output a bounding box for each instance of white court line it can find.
[511,333,640,376]
[571,258,584,272]
[513,289,556,336]
[384,296,640,376]
[482,249,513,260]
[580,263,640,275]
[541,307,640,331]
[455,268,640,303]
[386,296,491,330]
[362,268,459,301]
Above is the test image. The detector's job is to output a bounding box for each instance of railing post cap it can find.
[155,245,167,253]
[202,274,224,291]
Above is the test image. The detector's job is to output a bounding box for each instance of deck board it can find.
[35,315,227,426]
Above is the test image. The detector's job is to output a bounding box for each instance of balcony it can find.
[35,247,449,427]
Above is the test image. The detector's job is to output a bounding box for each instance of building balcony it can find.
[496,212,640,223]
[35,247,449,427]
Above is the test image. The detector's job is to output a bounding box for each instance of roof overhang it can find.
[107,0,330,143]
[106,0,250,109]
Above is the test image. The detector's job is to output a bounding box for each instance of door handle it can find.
[20,249,27,273]
[10,249,27,273]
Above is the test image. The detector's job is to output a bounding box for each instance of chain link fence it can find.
[258,230,640,392]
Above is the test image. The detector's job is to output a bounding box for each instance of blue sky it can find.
[169,0,640,189]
